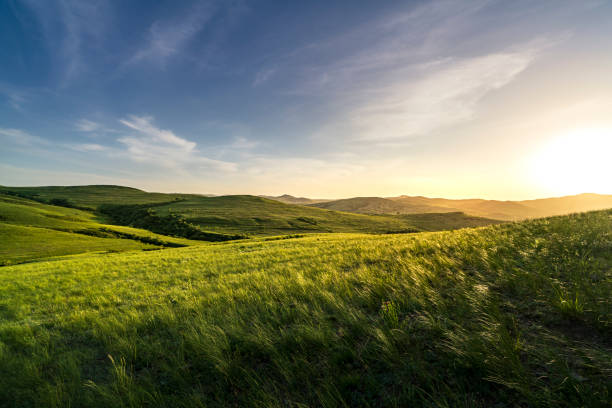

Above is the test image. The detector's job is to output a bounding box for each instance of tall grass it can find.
[0,210,610,407]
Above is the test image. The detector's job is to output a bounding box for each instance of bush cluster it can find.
[98,203,248,242]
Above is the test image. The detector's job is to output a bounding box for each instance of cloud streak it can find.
[118,115,236,172]
[75,119,101,132]
[19,0,111,84]
[127,3,215,67]
[0,128,50,146]
[348,51,535,140]
[253,68,276,87]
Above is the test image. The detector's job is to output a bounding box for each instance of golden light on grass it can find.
[530,127,612,195]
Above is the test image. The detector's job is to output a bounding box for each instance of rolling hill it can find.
[260,194,330,205]
[0,185,500,237]
[309,193,612,220]
[0,209,609,406]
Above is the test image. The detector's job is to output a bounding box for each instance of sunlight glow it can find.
[531,128,612,195]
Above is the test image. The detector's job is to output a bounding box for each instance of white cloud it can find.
[75,119,100,132]
[118,115,236,172]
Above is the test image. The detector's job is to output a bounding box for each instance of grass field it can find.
[0,209,610,407]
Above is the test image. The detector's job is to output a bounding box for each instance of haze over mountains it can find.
[260,194,330,205]
[269,193,612,221]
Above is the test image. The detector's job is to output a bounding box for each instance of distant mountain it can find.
[261,194,330,205]
[310,193,612,221]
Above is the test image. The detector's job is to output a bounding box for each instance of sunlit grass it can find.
[0,210,610,406]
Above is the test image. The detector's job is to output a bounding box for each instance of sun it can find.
[530,127,612,196]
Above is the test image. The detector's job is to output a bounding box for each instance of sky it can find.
[1,0,611,199]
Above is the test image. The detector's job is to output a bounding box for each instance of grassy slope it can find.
[0,224,158,266]
[0,194,198,265]
[0,210,610,407]
[392,211,502,231]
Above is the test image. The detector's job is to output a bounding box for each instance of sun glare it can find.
[531,128,612,196]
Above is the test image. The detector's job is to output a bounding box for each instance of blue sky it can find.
[1,0,611,198]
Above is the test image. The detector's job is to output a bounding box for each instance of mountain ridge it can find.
[310,192,612,220]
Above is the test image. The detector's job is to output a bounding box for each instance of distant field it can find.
[0,210,610,406]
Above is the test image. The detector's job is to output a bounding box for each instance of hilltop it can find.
[0,209,609,406]
[260,194,330,205]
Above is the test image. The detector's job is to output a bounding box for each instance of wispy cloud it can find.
[68,143,107,152]
[75,119,101,132]
[19,0,110,84]
[0,83,31,111]
[0,128,50,146]
[119,115,196,150]
[277,0,557,142]
[7,93,27,111]
[118,115,236,172]
[127,3,215,67]
[230,136,258,149]
[347,50,535,140]
[253,68,276,87]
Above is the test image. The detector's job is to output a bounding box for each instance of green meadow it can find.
[0,206,610,407]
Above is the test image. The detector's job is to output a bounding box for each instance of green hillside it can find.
[0,210,610,407]
[0,224,158,266]
[0,193,200,265]
[0,186,501,236]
